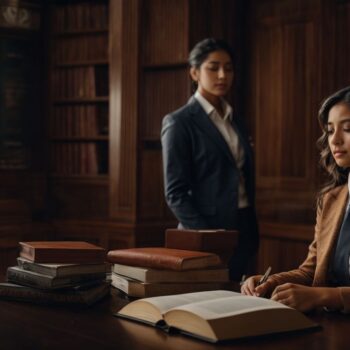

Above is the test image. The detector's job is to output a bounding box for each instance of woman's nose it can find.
[218,68,226,78]
[330,129,343,145]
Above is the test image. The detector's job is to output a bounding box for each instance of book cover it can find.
[7,266,106,290]
[17,257,107,278]
[19,241,106,264]
[111,273,224,298]
[115,290,318,343]
[0,281,110,306]
[165,229,238,252]
[107,247,222,271]
[113,264,229,283]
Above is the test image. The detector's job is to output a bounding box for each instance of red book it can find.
[19,241,106,264]
[107,247,222,271]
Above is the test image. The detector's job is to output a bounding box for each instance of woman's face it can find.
[190,50,234,101]
[327,102,350,168]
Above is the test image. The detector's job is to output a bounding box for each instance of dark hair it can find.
[317,86,350,206]
[188,38,235,69]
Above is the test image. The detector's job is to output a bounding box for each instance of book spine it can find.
[19,245,35,261]
[7,268,52,289]
[17,259,56,277]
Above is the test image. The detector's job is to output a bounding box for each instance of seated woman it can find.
[241,86,350,312]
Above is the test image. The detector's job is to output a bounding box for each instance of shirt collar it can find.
[194,90,232,121]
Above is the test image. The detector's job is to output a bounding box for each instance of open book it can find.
[115,290,318,343]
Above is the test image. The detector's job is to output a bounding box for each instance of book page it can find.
[170,295,289,320]
[145,290,238,315]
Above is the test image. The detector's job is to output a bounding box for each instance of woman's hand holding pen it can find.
[240,275,276,297]
[240,267,276,297]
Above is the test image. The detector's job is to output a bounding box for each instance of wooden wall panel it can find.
[247,0,321,225]
[140,68,189,140]
[335,3,350,90]
[141,0,188,65]
[51,179,108,219]
[139,149,173,220]
[254,21,316,185]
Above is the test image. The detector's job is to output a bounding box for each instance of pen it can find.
[239,274,246,286]
[257,266,271,286]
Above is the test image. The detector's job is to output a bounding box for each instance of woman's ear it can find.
[190,67,199,82]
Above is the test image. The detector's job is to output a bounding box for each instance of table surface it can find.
[1,288,350,350]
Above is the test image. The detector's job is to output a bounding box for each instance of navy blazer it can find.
[161,96,256,229]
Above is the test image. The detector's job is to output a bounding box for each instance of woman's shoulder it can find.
[164,98,197,120]
[321,184,348,205]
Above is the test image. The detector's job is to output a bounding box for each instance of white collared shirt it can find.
[194,90,249,208]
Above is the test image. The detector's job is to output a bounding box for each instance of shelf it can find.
[50,136,108,142]
[50,174,109,185]
[54,60,108,68]
[54,29,108,37]
[53,97,109,105]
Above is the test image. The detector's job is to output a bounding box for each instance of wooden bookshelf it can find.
[48,0,109,219]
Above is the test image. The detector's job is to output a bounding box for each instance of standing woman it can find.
[241,86,350,312]
[161,38,259,281]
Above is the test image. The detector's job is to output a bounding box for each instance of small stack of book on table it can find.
[0,241,110,306]
[108,229,238,298]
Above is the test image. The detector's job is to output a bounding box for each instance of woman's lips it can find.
[333,151,347,158]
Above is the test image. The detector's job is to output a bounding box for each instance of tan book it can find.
[7,266,106,290]
[17,257,107,278]
[19,241,106,264]
[113,264,229,283]
[111,273,223,298]
[107,247,222,271]
[116,290,318,343]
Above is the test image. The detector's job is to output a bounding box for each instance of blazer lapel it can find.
[188,97,237,167]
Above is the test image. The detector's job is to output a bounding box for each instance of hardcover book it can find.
[165,229,238,252]
[19,241,106,264]
[0,281,110,306]
[113,263,229,283]
[7,266,106,290]
[17,257,107,278]
[107,247,221,271]
[116,290,318,343]
[111,273,223,298]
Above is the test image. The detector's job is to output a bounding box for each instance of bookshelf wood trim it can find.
[54,29,108,37]
[55,60,108,68]
[109,0,139,221]
[53,97,108,104]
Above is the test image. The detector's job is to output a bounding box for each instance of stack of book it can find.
[108,230,238,298]
[0,241,110,306]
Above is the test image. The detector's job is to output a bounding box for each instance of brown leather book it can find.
[165,229,238,252]
[19,241,106,264]
[107,247,222,271]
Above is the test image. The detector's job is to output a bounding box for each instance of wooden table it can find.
[1,288,349,350]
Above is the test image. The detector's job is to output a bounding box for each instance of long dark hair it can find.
[317,86,350,206]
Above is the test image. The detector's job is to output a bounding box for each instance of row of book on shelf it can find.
[51,142,103,175]
[0,231,318,343]
[53,2,108,33]
[51,105,108,138]
[53,35,107,63]
[52,66,108,99]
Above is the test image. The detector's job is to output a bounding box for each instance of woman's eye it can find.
[326,129,334,135]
